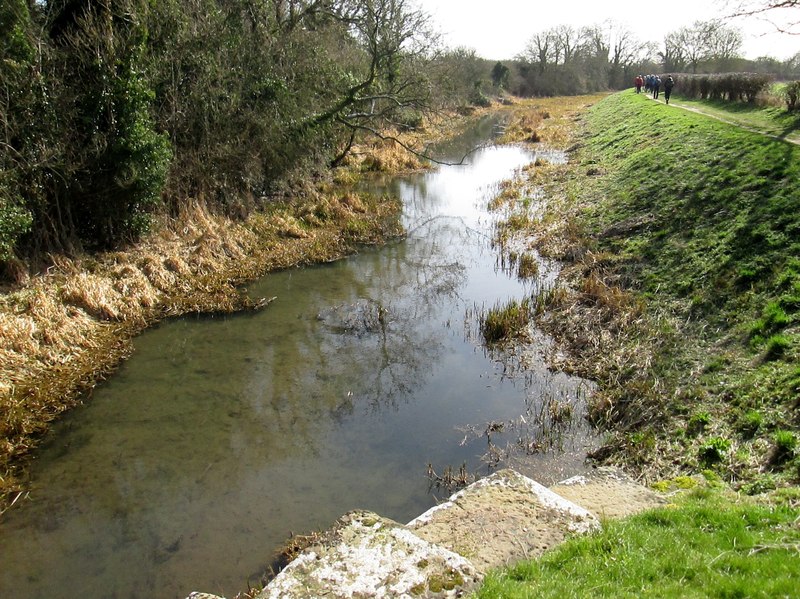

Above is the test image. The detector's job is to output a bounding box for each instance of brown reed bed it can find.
[502,155,667,437]
[0,182,403,511]
[495,95,609,147]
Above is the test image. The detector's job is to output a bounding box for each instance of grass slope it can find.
[474,90,800,599]
[584,94,800,323]
[474,487,800,599]
[544,91,800,488]
[670,95,800,144]
[487,91,799,487]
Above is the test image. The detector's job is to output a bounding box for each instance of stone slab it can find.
[407,469,599,572]
[185,468,664,599]
[549,466,667,520]
[255,510,482,599]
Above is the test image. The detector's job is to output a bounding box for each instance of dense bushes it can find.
[669,72,773,103]
[0,0,39,259]
[51,2,171,249]
[0,0,442,267]
[783,81,800,110]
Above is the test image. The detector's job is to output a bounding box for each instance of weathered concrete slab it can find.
[407,469,598,572]
[255,510,481,599]
[185,468,665,599]
[549,466,667,520]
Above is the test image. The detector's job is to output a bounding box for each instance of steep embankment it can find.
[522,91,799,490]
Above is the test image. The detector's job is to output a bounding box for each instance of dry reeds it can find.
[0,183,404,508]
[359,139,425,172]
[497,95,608,146]
[483,93,677,476]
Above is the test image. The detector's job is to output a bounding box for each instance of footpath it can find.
[647,93,800,145]
[187,467,666,598]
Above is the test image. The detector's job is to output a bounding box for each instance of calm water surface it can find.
[0,124,596,599]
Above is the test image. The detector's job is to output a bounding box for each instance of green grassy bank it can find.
[669,95,800,144]
[475,90,800,599]
[534,91,800,489]
[475,485,800,599]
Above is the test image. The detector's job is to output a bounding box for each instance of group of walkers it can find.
[634,74,675,104]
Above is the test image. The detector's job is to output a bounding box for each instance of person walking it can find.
[652,75,661,99]
[635,74,643,93]
[664,75,675,104]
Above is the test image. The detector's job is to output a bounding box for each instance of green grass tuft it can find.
[480,299,532,344]
[474,490,800,599]
[698,436,731,466]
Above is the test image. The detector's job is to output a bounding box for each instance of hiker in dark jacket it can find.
[652,76,661,99]
[664,75,675,104]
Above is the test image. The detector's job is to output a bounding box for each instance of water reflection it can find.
[0,131,597,599]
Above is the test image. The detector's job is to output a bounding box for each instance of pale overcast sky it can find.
[416,0,800,61]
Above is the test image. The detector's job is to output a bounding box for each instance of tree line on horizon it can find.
[496,18,799,97]
[1,1,798,273]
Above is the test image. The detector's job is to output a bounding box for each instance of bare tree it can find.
[671,20,743,73]
[296,0,441,164]
[677,21,715,73]
[580,24,610,65]
[710,24,745,59]
[554,25,581,65]
[661,31,689,72]
[520,30,557,73]
[725,1,800,34]
[608,23,649,86]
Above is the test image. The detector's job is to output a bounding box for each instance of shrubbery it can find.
[783,80,800,110]
[0,0,441,266]
[668,72,773,103]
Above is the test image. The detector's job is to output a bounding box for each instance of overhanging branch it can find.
[335,117,490,167]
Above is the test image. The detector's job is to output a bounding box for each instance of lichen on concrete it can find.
[186,468,664,599]
[255,510,481,599]
[550,466,667,520]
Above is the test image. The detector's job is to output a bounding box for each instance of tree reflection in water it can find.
[0,131,595,599]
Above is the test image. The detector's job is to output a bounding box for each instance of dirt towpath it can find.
[648,94,800,145]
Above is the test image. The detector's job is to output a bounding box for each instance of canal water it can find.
[0,121,596,599]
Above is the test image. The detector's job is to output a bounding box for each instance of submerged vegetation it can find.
[0,186,403,508]
[0,0,503,510]
[1,1,798,595]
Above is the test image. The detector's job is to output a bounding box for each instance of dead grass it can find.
[0,184,403,509]
[484,92,687,479]
[357,138,426,172]
[497,95,609,146]
[343,109,470,174]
